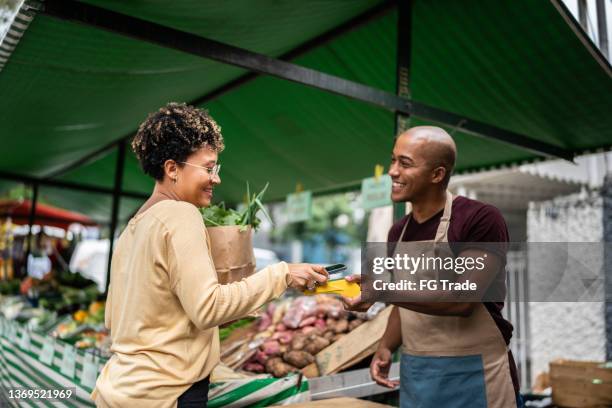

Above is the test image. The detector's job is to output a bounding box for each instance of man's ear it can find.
[431,166,447,185]
[163,159,178,181]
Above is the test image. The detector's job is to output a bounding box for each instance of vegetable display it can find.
[221,295,371,377]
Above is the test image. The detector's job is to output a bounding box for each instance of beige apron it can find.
[397,191,517,408]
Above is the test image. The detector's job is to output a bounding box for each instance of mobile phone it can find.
[324,263,347,275]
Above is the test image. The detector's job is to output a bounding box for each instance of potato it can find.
[283,350,315,368]
[323,331,335,341]
[333,319,349,334]
[304,335,330,355]
[265,357,298,378]
[332,333,346,343]
[290,334,307,351]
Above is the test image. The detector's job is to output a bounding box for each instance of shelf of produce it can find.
[309,363,399,400]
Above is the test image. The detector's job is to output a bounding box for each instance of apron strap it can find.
[399,191,454,242]
[434,191,453,243]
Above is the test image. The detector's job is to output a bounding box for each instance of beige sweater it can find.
[91,200,289,407]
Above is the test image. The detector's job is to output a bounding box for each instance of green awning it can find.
[0,0,610,218]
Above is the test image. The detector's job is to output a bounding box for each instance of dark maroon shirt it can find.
[388,195,519,393]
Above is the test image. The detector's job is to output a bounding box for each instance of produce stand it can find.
[0,312,399,407]
[0,0,610,406]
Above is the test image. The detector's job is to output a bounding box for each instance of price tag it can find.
[39,337,56,365]
[18,328,30,351]
[60,345,77,378]
[286,191,312,223]
[8,322,18,343]
[80,353,99,389]
[361,175,392,210]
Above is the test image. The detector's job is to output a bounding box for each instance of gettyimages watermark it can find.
[360,242,608,303]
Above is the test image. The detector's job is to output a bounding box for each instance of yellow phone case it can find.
[304,278,361,298]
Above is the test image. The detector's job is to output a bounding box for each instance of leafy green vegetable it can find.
[201,183,272,231]
[219,317,255,341]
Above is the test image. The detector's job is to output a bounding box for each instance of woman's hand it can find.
[286,264,328,290]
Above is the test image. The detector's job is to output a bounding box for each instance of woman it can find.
[91,103,327,407]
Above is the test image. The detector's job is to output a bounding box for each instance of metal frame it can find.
[23,183,38,276]
[36,0,574,164]
[105,140,126,294]
[551,0,612,77]
[393,0,412,222]
[0,170,148,200]
[43,0,397,180]
[595,0,608,59]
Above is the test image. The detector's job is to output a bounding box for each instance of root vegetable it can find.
[276,323,287,332]
[283,351,315,368]
[290,334,307,351]
[300,326,321,336]
[323,331,335,341]
[333,319,349,334]
[261,340,280,356]
[271,331,294,344]
[299,316,317,328]
[254,350,268,365]
[257,313,272,331]
[243,362,265,373]
[265,357,298,378]
[332,334,345,342]
[304,335,330,355]
[314,319,326,330]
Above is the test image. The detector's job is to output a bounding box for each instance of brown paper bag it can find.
[207,225,256,284]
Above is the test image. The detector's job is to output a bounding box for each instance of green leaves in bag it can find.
[201,183,272,231]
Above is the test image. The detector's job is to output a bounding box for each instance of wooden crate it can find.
[549,360,612,408]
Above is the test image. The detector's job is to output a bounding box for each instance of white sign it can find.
[60,345,77,378]
[361,175,392,210]
[286,191,312,223]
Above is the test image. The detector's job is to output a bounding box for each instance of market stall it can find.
[0,0,610,406]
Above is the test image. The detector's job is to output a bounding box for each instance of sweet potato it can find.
[299,316,317,328]
[261,340,281,356]
[243,362,265,373]
[254,350,269,365]
[271,331,294,344]
[323,331,335,341]
[283,350,315,368]
[314,318,326,331]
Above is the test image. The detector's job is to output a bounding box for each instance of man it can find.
[344,126,522,408]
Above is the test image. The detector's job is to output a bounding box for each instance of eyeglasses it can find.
[178,162,221,177]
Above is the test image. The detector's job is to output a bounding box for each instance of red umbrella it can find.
[0,199,96,230]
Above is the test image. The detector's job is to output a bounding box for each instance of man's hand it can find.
[370,347,399,388]
[341,274,373,312]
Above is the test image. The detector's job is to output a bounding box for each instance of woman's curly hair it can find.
[132,102,225,180]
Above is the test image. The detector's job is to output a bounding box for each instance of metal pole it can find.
[105,140,126,295]
[39,0,574,162]
[393,0,412,222]
[578,0,588,31]
[596,0,609,59]
[23,183,38,277]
